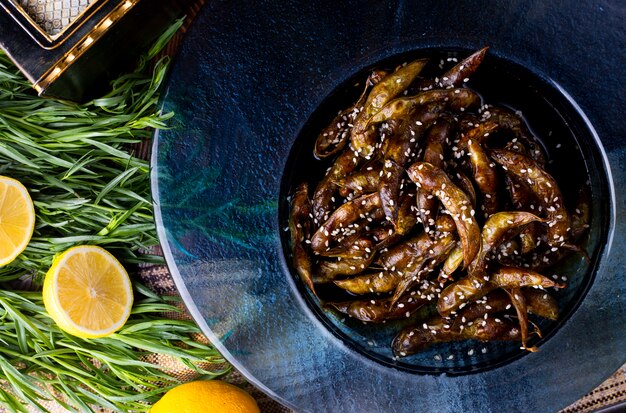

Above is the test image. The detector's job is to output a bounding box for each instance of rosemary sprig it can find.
[0,18,230,412]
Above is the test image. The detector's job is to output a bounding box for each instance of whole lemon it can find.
[150,380,260,413]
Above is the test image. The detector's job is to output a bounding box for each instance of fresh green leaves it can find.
[0,49,165,282]
[0,18,228,412]
[0,289,227,412]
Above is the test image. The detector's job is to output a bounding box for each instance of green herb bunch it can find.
[0,20,228,412]
[0,33,173,282]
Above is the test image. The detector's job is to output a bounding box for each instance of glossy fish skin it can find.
[407,162,480,268]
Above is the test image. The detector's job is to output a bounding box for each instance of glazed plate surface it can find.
[151,1,626,411]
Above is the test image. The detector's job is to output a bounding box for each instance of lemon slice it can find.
[0,176,35,266]
[43,245,133,338]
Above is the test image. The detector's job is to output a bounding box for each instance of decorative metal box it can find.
[0,0,185,101]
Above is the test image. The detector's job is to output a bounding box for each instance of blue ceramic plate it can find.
[151,1,626,411]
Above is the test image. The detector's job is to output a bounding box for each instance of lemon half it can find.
[0,176,35,266]
[150,380,260,413]
[43,245,133,338]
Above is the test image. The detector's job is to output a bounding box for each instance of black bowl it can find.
[279,47,610,374]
